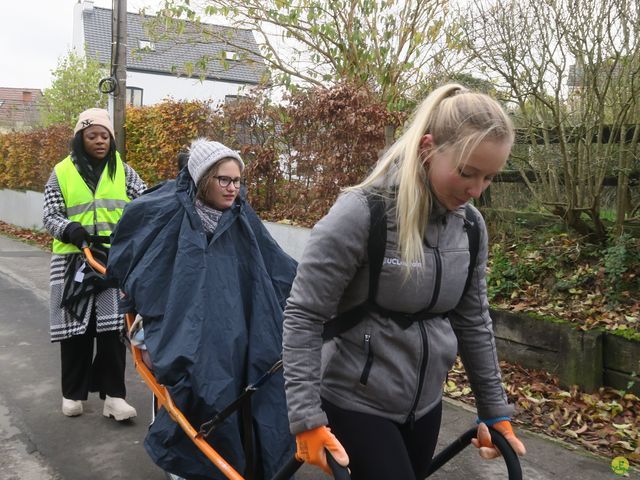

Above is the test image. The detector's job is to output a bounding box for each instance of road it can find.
[0,238,166,479]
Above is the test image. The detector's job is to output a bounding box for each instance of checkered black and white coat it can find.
[43,161,147,342]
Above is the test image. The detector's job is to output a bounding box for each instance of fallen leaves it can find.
[0,221,51,250]
[446,357,640,466]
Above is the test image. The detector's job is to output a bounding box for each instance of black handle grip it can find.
[271,455,303,480]
[271,451,351,480]
[489,427,523,480]
[326,450,350,480]
[425,426,522,480]
[88,234,111,244]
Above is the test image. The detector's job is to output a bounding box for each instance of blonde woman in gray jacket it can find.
[282,84,526,479]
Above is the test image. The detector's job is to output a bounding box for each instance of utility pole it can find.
[112,0,127,160]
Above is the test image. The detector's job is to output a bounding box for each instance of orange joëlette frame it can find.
[82,247,245,480]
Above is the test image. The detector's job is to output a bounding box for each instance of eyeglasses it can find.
[212,175,242,188]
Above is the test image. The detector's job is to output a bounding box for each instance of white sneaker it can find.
[103,395,137,421]
[62,398,83,417]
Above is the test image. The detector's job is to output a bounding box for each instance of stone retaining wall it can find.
[492,309,639,394]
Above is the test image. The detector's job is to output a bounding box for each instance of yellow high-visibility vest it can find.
[52,153,129,254]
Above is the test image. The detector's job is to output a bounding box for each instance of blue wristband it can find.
[476,416,511,427]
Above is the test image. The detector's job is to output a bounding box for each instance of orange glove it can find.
[295,426,349,475]
[471,420,526,459]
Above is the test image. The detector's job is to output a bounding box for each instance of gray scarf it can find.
[194,198,223,235]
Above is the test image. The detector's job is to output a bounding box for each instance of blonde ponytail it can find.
[347,84,513,273]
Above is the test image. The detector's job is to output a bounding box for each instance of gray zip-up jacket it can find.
[282,188,513,434]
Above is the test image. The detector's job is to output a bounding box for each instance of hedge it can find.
[0,83,397,226]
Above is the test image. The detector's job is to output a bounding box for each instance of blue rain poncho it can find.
[108,170,297,479]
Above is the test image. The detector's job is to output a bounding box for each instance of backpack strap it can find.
[365,192,387,301]
[322,200,481,341]
[462,204,480,296]
[322,192,386,341]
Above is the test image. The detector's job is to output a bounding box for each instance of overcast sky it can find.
[0,0,168,91]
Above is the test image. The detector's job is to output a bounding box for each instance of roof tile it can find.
[83,7,266,84]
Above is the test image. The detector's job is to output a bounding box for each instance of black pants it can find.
[60,309,126,401]
[322,399,442,480]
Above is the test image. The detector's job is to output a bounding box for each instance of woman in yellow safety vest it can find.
[42,108,146,420]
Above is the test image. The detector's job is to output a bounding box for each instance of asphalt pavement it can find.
[0,234,634,480]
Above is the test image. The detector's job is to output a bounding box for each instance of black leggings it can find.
[322,399,442,480]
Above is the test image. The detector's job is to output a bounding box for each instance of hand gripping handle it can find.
[426,426,522,480]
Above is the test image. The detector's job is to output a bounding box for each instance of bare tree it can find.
[460,0,640,240]
[148,0,464,110]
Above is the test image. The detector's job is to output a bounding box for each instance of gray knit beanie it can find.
[187,138,244,184]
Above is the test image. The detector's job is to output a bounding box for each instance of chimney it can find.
[22,91,32,103]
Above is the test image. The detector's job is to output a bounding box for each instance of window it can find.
[126,87,143,107]
[224,50,238,61]
[225,95,249,105]
[138,39,155,51]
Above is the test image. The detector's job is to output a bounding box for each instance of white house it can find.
[72,0,266,107]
